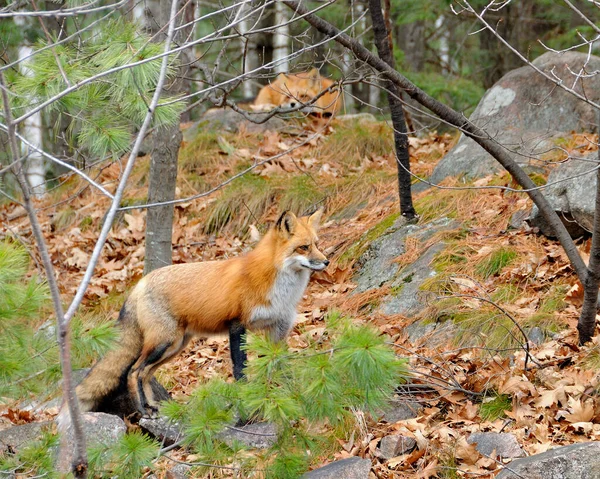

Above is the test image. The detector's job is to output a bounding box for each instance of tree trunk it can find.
[0,72,88,478]
[577,131,600,344]
[342,50,355,113]
[16,41,46,196]
[435,15,450,74]
[273,1,290,74]
[44,0,73,168]
[396,20,425,72]
[239,2,260,98]
[368,0,415,219]
[143,0,189,274]
[144,126,181,274]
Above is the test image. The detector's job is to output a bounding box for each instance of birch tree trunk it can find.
[273,1,290,74]
[239,3,260,98]
[16,39,46,196]
[435,16,450,74]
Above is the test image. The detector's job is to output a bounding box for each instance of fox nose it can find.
[324,259,330,267]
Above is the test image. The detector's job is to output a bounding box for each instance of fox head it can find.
[275,208,329,272]
[276,68,321,112]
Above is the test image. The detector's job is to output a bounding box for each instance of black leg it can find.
[229,320,247,380]
[137,342,170,411]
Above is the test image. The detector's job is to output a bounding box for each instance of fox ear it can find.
[307,68,320,78]
[307,207,324,229]
[307,67,320,87]
[276,211,298,237]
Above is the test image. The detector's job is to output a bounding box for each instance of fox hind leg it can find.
[141,333,192,410]
[129,342,171,415]
[129,331,191,416]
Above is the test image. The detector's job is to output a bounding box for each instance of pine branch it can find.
[0,0,128,18]
[64,0,181,323]
[0,122,114,198]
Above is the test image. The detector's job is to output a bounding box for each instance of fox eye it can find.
[297,244,310,252]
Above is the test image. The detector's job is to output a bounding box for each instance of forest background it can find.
[2,1,600,478]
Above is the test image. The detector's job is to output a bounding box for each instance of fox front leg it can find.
[229,320,248,380]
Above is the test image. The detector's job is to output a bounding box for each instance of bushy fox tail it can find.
[57,301,142,428]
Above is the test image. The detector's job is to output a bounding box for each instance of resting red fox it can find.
[253,68,342,117]
[61,210,328,420]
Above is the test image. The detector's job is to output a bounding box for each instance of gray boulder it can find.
[139,416,184,446]
[57,412,127,472]
[377,435,417,459]
[467,432,524,459]
[302,457,371,479]
[379,398,422,423]
[404,318,456,347]
[528,150,597,238]
[497,441,600,479]
[0,421,52,454]
[166,464,191,479]
[430,52,600,185]
[353,215,458,318]
[217,422,277,449]
[148,464,190,479]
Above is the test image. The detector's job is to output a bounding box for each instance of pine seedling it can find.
[88,431,159,477]
[161,311,408,477]
[0,428,59,478]
[0,241,121,401]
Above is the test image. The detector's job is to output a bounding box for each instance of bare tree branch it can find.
[0,72,88,478]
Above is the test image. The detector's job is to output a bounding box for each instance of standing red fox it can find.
[61,209,328,420]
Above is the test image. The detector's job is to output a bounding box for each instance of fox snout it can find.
[308,258,329,271]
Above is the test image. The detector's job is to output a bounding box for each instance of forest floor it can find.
[1,115,600,478]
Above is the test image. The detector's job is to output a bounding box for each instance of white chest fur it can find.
[249,263,310,341]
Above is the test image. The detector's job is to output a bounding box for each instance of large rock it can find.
[217,422,277,449]
[57,412,127,472]
[377,435,417,459]
[302,457,371,479]
[404,317,456,347]
[497,441,600,479]
[430,52,600,184]
[379,398,422,423]
[467,432,524,459]
[0,421,52,454]
[528,150,596,238]
[353,216,458,318]
[139,416,184,446]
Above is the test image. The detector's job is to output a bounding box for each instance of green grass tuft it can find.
[339,212,400,266]
[475,247,517,279]
[179,130,222,172]
[318,119,394,167]
[204,175,274,235]
[480,393,511,421]
[278,175,326,215]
